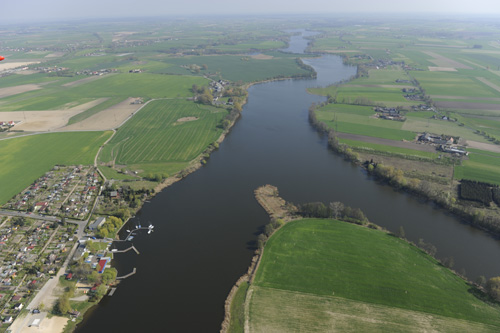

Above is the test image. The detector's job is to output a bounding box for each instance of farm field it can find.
[98,99,226,175]
[0,73,207,112]
[0,131,111,205]
[248,219,500,331]
[159,55,313,82]
[338,138,439,160]
[454,150,500,185]
[315,103,416,141]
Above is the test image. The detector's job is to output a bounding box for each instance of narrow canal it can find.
[76,31,500,332]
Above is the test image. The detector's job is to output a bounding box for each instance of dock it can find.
[108,287,117,296]
[117,267,136,280]
[113,246,140,254]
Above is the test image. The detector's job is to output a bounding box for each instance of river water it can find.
[77,31,500,332]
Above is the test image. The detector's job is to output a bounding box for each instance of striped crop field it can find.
[99,99,226,172]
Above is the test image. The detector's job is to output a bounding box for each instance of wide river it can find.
[77,31,500,332]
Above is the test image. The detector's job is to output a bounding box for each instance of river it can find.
[76,30,500,333]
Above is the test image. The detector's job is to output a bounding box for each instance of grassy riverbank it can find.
[245,218,500,331]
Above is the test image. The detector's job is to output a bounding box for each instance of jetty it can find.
[117,267,136,280]
[113,245,140,254]
[108,287,117,296]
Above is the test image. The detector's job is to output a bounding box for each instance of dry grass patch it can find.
[248,286,500,333]
[0,84,42,98]
[0,98,108,132]
[429,66,458,72]
[59,97,142,131]
[250,54,274,60]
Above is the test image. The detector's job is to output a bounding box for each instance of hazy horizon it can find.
[1,0,500,24]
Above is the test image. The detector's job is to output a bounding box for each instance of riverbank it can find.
[222,183,497,332]
[245,217,500,332]
[221,185,298,332]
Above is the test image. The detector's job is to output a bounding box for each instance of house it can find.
[97,257,111,274]
[14,303,23,311]
[66,273,73,280]
[3,316,13,323]
[33,201,48,212]
[11,295,21,302]
[89,217,106,230]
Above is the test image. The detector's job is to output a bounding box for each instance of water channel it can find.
[77,31,500,332]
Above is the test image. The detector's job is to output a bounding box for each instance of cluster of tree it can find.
[192,84,213,105]
[328,131,359,162]
[54,284,75,315]
[459,180,497,205]
[308,104,328,133]
[296,201,369,225]
[218,101,243,131]
[223,86,247,97]
[11,216,26,227]
[416,238,437,257]
[486,276,500,302]
[143,172,168,182]
[257,218,285,250]
[295,58,317,78]
[96,216,123,238]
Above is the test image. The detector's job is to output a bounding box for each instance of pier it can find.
[112,246,140,254]
[117,267,136,280]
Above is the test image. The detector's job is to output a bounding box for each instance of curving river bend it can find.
[77,31,500,333]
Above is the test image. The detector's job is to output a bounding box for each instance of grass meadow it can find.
[0,131,111,205]
[249,219,500,331]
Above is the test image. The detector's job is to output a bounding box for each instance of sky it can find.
[1,0,500,23]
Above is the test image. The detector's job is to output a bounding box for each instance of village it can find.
[3,166,101,220]
[0,163,154,330]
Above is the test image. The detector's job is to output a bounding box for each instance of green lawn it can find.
[99,99,226,175]
[250,219,500,331]
[0,131,112,204]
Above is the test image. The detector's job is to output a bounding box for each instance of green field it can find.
[339,138,438,160]
[454,150,500,185]
[315,104,416,141]
[402,117,490,143]
[0,73,207,111]
[248,219,500,331]
[410,71,500,98]
[0,132,112,205]
[99,99,226,175]
[159,55,312,82]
